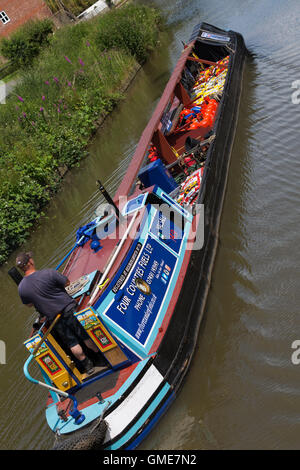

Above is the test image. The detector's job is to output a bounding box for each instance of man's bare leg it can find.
[84,338,99,353]
[70,343,86,361]
[70,343,94,374]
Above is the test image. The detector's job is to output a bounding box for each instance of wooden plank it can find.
[152,129,178,164]
[104,346,128,367]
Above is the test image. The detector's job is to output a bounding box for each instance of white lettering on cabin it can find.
[126,266,144,297]
[116,295,131,315]
[146,260,159,285]
[116,247,154,314]
[127,284,136,296]
[145,243,153,254]
[135,294,157,340]
[138,253,150,269]
[156,212,167,231]
[134,293,146,311]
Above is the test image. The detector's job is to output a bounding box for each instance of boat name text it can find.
[116,243,153,315]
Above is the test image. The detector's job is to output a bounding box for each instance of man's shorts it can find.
[54,306,89,348]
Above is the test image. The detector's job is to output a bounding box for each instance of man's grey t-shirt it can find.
[18,269,76,320]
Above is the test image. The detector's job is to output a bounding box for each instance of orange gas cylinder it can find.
[208,99,218,125]
[198,117,210,127]
[149,153,159,162]
[148,145,159,162]
[180,108,192,117]
[187,119,203,130]
[180,109,195,123]
[204,98,218,126]
[190,97,218,128]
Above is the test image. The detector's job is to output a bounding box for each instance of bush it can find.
[96,4,162,64]
[0,19,54,68]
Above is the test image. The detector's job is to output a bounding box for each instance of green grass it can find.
[0,4,162,264]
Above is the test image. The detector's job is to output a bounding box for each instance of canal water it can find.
[1,0,300,450]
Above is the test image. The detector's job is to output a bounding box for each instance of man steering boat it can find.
[16,251,103,375]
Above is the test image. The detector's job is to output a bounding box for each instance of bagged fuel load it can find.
[191,56,229,104]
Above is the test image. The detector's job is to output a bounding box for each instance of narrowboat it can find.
[12,22,246,450]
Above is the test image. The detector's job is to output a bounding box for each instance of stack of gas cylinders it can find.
[147,145,160,163]
[176,97,219,131]
[173,55,229,133]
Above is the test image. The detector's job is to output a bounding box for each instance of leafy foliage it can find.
[0,19,54,68]
[0,4,162,264]
[96,4,162,64]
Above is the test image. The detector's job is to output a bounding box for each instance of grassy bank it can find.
[0,4,162,264]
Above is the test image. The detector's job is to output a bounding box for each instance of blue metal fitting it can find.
[69,407,86,425]
[69,395,85,425]
[91,239,102,253]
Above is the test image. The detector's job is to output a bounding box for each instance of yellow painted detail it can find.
[75,307,117,353]
[24,333,83,390]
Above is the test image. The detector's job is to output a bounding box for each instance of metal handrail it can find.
[23,354,85,425]
[88,211,139,305]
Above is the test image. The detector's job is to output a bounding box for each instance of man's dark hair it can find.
[16,252,33,271]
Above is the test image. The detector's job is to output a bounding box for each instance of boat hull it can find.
[42,21,246,450]
[110,23,247,450]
